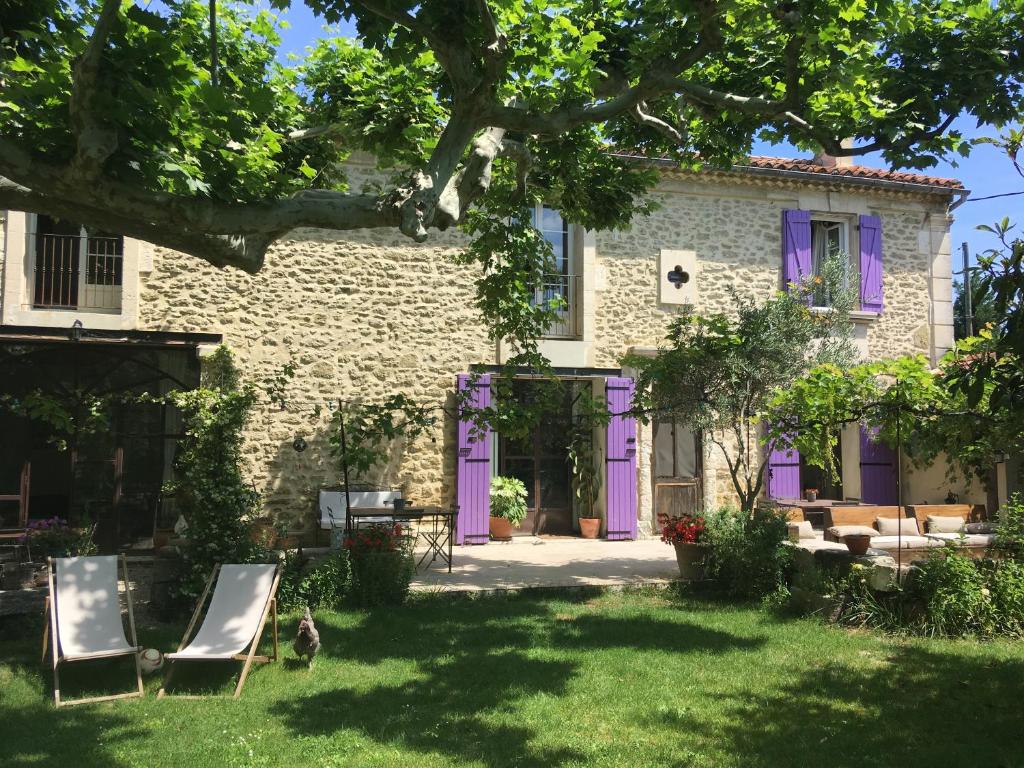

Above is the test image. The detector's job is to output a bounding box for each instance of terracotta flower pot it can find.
[805,490,818,502]
[489,516,514,541]
[578,517,601,539]
[844,534,872,556]
[673,542,706,581]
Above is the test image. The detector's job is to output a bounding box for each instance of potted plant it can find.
[660,513,707,580]
[567,389,607,539]
[489,476,528,541]
[804,487,818,502]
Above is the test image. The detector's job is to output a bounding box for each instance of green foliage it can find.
[630,257,855,511]
[566,388,607,519]
[346,524,414,607]
[994,493,1024,561]
[490,476,529,527]
[702,505,792,599]
[165,346,263,605]
[954,270,998,341]
[277,550,351,613]
[328,395,437,483]
[912,551,995,638]
[21,517,96,559]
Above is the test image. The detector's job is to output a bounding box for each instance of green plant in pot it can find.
[490,476,528,541]
[567,388,606,538]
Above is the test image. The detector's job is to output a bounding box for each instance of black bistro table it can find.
[348,505,456,573]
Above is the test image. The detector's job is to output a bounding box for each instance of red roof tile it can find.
[611,150,964,190]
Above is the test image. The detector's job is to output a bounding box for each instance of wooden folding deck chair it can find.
[157,563,280,699]
[43,555,144,707]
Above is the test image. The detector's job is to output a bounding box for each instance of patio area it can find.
[413,537,679,593]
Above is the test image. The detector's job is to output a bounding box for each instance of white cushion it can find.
[925,532,996,547]
[319,489,402,529]
[793,539,850,553]
[876,517,919,537]
[788,521,816,541]
[827,525,877,539]
[870,535,943,550]
[927,515,966,533]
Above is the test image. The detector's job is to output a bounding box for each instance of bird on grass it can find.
[293,606,320,667]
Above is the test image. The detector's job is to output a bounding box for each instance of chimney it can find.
[812,138,856,169]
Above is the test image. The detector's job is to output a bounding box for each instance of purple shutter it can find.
[456,373,491,545]
[605,377,637,540]
[782,209,812,289]
[859,426,897,504]
[766,437,801,499]
[859,214,883,312]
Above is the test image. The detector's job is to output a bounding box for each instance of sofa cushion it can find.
[876,516,919,537]
[787,521,816,541]
[927,515,966,533]
[926,532,996,547]
[870,535,943,550]
[826,525,878,541]
[965,521,996,534]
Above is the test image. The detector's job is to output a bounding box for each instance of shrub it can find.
[277,550,351,613]
[21,517,96,559]
[703,505,791,598]
[988,559,1024,637]
[910,550,995,637]
[166,347,263,606]
[994,493,1024,561]
[346,524,414,607]
[490,476,528,527]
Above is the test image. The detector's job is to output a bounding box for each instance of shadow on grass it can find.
[1,692,147,768]
[272,593,764,768]
[650,643,1024,767]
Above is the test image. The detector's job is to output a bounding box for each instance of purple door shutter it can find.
[456,373,491,545]
[859,426,897,504]
[859,215,884,312]
[782,209,812,289]
[766,437,801,499]
[605,377,637,540]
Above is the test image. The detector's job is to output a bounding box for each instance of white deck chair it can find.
[157,563,281,699]
[42,555,144,707]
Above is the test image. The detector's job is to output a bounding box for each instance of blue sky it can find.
[274,5,1022,269]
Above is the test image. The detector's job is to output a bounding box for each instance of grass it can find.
[2,588,1024,768]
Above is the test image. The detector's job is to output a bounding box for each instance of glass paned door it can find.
[498,382,573,535]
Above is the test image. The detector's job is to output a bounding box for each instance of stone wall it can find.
[125,160,955,528]
[138,214,491,528]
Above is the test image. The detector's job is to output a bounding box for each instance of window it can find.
[653,420,700,479]
[809,218,851,308]
[528,204,579,339]
[31,214,124,312]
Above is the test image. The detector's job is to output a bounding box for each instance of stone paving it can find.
[413,537,679,594]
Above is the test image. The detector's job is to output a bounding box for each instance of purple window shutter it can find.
[766,436,801,499]
[456,373,491,545]
[859,215,884,312]
[859,426,897,504]
[782,209,812,289]
[605,377,638,541]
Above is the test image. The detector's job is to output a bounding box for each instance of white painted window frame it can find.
[1,210,147,331]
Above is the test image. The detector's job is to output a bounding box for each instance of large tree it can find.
[1,1,1021,314]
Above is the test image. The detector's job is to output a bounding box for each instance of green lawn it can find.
[2,588,1023,768]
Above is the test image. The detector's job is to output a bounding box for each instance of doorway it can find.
[498,381,573,535]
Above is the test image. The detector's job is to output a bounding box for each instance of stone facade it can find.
[2,157,963,533]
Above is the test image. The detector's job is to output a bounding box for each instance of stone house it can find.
[1,152,994,550]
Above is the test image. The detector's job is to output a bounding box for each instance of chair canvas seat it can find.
[55,556,137,660]
[166,564,278,660]
[45,555,144,707]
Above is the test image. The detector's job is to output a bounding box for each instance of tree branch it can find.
[631,101,684,144]
[68,0,121,180]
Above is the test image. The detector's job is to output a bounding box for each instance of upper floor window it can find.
[528,205,580,339]
[809,217,852,308]
[31,214,124,312]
